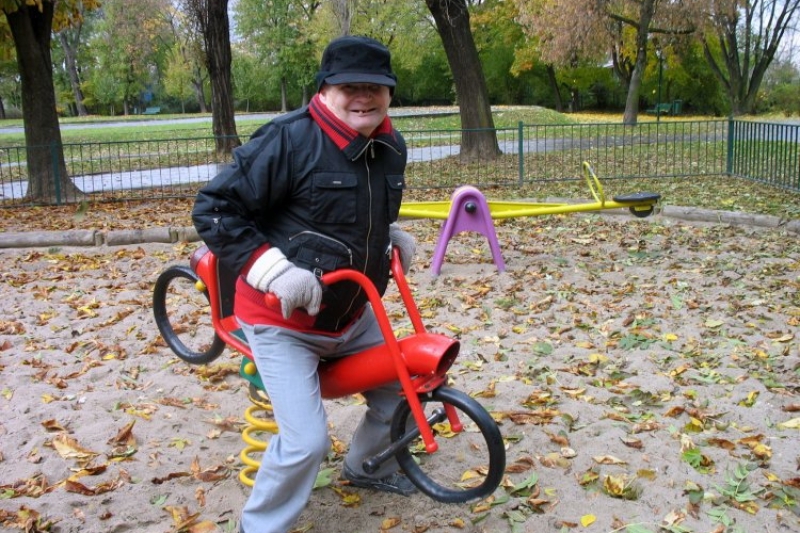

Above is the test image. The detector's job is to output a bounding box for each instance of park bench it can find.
[646,100,682,116]
[647,103,672,115]
[143,106,161,115]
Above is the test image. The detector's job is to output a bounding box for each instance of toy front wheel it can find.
[390,386,506,503]
[152,265,225,364]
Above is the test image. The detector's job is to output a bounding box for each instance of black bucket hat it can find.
[315,36,397,92]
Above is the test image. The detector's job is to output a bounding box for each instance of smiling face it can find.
[318,83,392,137]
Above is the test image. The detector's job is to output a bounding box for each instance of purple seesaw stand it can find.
[429,186,506,276]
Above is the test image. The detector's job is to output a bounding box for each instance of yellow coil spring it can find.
[239,384,279,487]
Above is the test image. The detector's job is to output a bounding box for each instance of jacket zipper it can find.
[330,140,377,329]
[336,137,396,330]
[350,137,401,162]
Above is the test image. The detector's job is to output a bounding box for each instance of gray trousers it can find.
[238,306,403,533]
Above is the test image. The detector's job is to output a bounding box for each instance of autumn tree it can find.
[426,0,499,160]
[503,5,568,112]
[182,0,240,156]
[471,0,540,107]
[517,0,697,125]
[234,0,321,111]
[0,21,16,119]
[89,0,173,116]
[762,56,800,114]
[55,1,95,116]
[164,5,208,113]
[2,0,99,204]
[163,44,195,113]
[700,0,800,115]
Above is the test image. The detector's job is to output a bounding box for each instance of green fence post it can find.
[726,115,734,176]
[52,142,63,205]
[518,121,524,186]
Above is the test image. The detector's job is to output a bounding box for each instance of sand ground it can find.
[1,213,799,533]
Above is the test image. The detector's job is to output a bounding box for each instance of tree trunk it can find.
[546,65,564,112]
[203,0,240,156]
[186,0,239,153]
[621,0,656,126]
[425,0,499,162]
[58,31,88,116]
[281,77,288,112]
[621,46,647,125]
[191,77,208,113]
[703,24,744,115]
[331,0,354,35]
[5,3,82,204]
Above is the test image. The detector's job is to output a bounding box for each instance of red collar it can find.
[308,93,395,153]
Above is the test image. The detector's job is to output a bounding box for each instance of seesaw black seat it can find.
[612,192,661,203]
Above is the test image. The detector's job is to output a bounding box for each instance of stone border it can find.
[0,208,796,249]
[594,204,800,232]
[0,227,200,249]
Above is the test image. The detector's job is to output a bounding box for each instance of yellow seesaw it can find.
[399,162,660,220]
[399,162,661,276]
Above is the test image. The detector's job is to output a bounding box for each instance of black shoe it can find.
[342,464,417,496]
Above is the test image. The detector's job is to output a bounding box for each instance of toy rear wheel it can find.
[390,386,505,503]
[152,265,225,364]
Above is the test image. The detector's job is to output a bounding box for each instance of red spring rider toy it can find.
[153,247,506,503]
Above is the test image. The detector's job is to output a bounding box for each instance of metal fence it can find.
[403,120,731,190]
[1,118,797,206]
[729,120,800,191]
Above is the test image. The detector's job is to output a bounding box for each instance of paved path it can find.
[0,109,458,135]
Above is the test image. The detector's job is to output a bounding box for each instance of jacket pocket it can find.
[311,172,358,223]
[385,174,405,220]
[288,231,353,276]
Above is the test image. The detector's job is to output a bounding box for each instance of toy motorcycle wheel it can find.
[390,386,506,503]
[152,265,225,364]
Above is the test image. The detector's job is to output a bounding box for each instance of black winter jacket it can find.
[192,103,406,332]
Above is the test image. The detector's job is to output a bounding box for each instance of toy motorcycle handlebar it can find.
[264,247,410,319]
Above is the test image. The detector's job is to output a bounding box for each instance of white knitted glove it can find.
[246,248,322,318]
[389,223,416,274]
[269,267,322,319]
[245,248,293,292]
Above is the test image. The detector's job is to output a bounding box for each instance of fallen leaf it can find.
[776,417,800,430]
[621,436,643,449]
[50,434,99,466]
[593,455,627,465]
[381,517,401,530]
[41,419,66,432]
[330,486,361,507]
